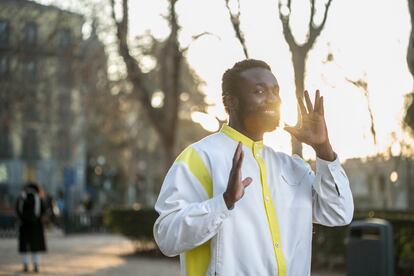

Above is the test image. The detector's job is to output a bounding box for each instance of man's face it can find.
[232,67,281,133]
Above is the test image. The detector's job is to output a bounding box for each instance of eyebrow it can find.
[255,82,279,88]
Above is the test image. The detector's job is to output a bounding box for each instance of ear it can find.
[223,94,239,114]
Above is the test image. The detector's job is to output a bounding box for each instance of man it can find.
[153,59,354,276]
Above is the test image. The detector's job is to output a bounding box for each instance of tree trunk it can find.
[110,0,182,175]
[162,130,176,171]
[407,0,414,77]
[291,47,306,157]
[278,0,333,158]
[407,0,414,209]
[406,0,414,134]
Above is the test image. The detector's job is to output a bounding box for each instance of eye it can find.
[255,89,265,95]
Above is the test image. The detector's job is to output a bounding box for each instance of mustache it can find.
[237,103,280,113]
[253,105,280,112]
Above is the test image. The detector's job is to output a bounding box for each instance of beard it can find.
[244,113,280,133]
[237,106,281,134]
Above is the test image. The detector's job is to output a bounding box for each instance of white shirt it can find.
[153,124,354,276]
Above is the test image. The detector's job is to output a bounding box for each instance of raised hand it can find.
[223,142,253,209]
[284,90,335,161]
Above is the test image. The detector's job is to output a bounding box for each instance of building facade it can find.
[343,156,414,211]
[0,0,87,215]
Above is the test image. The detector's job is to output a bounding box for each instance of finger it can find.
[320,96,325,116]
[232,142,242,166]
[284,122,296,129]
[304,90,313,113]
[314,90,321,113]
[236,149,244,171]
[242,177,252,188]
[297,95,307,116]
[283,125,300,138]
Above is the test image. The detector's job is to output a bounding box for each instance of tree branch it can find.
[309,0,316,34]
[346,77,377,145]
[278,0,299,53]
[109,0,164,135]
[225,0,249,58]
[306,0,332,51]
[181,32,220,53]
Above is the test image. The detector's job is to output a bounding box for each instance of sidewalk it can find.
[0,230,343,275]
[0,229,180,276]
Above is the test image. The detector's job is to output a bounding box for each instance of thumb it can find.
[242,177,252,188]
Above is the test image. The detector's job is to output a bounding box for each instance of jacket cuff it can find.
[209,194,231,218]
[316,153,341,175]
[315,154,347,197]
[206,194,231,234]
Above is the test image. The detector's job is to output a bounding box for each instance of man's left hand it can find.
[284,90,335,161]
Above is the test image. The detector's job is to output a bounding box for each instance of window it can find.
[0,20,9,46]
[0,126,12,159]
[23,22,37,45]
[21,59,36,80]
[0,55,9,76]
[21,128,39,161]
[57,28,71,48]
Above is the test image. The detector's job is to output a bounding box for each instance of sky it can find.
[38,0,414,160]
[125,0,413,160]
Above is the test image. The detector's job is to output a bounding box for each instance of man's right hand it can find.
[223,142,253,209]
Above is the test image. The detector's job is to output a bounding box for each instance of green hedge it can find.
[104,208,158,241]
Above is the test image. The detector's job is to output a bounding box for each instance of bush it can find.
[104,208,158,241]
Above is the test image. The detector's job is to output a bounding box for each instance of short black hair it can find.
[221,59,272,113]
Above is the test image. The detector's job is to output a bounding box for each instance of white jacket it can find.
[154,124,354,276]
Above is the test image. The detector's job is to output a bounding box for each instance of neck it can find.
[228,116,264,142]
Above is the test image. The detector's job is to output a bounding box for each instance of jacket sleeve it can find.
[153,151,230,257]
[309,155,354,226]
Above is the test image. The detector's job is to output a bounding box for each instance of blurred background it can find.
[0,0,413,275]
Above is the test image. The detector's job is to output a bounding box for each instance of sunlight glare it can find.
[191,111,220,132]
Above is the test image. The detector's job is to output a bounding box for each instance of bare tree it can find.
[405,0,414,210]
[346,78,377,145]
[405,0,414,134]
[225,0,249,58]
[109,0,183,167]
[278,0,333,156]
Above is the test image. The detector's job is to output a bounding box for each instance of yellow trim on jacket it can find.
[176,147,212,276]
[220,124,287,276]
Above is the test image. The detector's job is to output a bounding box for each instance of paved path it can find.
[0,230,343,275]
[0,230,180,276]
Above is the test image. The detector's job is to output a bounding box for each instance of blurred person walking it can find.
[15,182,47,273]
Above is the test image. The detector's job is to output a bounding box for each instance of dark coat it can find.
[15,191,47,253]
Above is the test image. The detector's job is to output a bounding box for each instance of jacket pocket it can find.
[281,172,301,186]
[281,172,312,209]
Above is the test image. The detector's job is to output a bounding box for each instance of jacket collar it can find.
[220,124,263,152]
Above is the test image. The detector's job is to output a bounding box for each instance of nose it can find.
[266,91,280,105]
